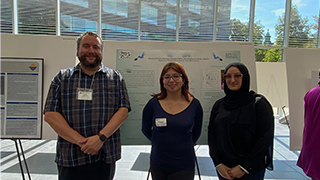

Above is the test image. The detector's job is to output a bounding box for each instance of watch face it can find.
[99,134,107,142]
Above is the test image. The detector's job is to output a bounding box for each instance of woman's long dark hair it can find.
[152,62,192,102]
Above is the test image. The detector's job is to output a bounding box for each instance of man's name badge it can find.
[155,118,167,127]
[77,88,93,100]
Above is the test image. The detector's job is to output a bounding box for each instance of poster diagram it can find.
[202,70,221,90]
[0,58,43,139]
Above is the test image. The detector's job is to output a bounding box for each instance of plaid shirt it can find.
[44,63,131,167]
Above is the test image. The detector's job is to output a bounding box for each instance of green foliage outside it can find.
[230,5,319,62]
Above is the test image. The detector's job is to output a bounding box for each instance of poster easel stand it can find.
[11,138,32,180]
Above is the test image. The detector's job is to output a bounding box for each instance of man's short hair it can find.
[77,31,103,51]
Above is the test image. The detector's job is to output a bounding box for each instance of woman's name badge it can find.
[77,88,93,100]
[155,118,167,127]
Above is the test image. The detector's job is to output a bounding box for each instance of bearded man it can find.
[44,31,131,180]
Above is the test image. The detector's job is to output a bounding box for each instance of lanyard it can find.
[78,67,96,89]
[76,67,96,101]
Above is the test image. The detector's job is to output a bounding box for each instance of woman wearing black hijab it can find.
[208,62,274,180]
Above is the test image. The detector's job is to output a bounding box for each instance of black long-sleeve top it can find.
[208,95,274,172]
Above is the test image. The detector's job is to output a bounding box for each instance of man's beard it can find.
[78,55,102,68]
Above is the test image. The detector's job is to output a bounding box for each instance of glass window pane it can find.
[289,0,319,48]
[103,0,128,17]
[254,0,286,62]
[1,0,12,34]
[62,0,88,7]
[253,0,286,46]
[179,0,214,42]
[166,12,177,30]
[18,0,56,35]
[102,0,138,40]
[255,0,286,47]
[140,1,176,41]
[60,0,98,37]
[217,0,250,42]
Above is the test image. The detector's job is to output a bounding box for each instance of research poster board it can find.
[0,57,43,139]
[116,49,242,145]
[103,41,256,145]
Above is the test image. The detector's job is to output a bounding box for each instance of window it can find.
[141,1,176,41]
[103,0,128,17]
[0,0,12,34]
[60,0,98,36]
[189,0,201,14]
[141,4,158,25]
[216,0,249,42]
[253,0,286,62]
[188,20,200,35]
[102,23,138,40]
[254,0,286,47]
[166,12,178,30]
[61,15,97,33]
[289,0,319,48]
[179,0,215,41]
[61,0,88,7]
[167,0,177,6]
[18,0,56,35]
[102,0,138,40]
[1,0,320,50]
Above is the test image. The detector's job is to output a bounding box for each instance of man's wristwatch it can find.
[97,132,107,142]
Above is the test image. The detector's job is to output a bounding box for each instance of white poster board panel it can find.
[103,41,256,145]
[285,48,320,150]
[0,57,43,139]
[256,62,288,108]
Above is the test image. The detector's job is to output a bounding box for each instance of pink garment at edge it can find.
[297,86,320,179]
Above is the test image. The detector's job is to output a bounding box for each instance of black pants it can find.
[150,162,195,180]
[57,160,115,180]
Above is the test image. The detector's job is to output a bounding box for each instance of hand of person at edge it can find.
[78,135,104,155]
[228,165,246,179]
[217,164,233,180]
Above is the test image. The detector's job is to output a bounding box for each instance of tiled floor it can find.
[0,120,311,180]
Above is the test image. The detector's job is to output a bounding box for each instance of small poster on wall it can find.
[0,57,43,139]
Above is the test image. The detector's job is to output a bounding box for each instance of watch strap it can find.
[97,132,107,142]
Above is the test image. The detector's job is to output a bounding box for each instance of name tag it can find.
[77,88,93,100]
[155,118,167,127]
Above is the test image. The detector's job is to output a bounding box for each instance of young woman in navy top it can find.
[142,62,203,180]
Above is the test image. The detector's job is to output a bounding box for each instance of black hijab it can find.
[223,62,255,110]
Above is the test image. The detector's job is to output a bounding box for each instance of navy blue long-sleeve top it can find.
[142,97,203,170]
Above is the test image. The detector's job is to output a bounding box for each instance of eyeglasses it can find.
[223,73,243,80]
[163,73,182,81]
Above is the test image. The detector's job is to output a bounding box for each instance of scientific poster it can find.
[0,57,43,139]
[116,50,240,144]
